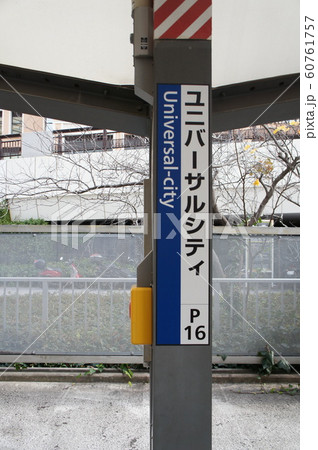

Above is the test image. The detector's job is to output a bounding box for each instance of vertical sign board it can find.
[157,84,210,345]
[152,2,212,447]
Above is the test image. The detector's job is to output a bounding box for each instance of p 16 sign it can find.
[156,84,210,345]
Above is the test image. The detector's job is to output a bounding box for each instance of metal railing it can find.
[1,277,135,325]
[0,277,140,361]
[212,278,300,357]
[0,139,22,159]
[0,275,300,363]
[212,125,300,142]
[53,134,149,154]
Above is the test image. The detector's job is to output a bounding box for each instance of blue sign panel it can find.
[156,84,210,345]
[156,84,181,345]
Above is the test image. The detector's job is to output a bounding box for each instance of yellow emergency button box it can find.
[130,286,152,345]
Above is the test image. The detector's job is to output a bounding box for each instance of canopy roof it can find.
[0,0,299,134]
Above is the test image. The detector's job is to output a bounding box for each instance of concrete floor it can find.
[212,383,300,450]
[0,382,299,449]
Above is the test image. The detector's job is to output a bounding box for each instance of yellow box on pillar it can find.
[130,286,152,345]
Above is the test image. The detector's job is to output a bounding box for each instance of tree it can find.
[0,121,299,226]
[211,120,300,226]
[0,129,149,223]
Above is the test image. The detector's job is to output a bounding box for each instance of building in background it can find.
[0,109,148,159]
[0,109,299,225]
[0,109,149,223]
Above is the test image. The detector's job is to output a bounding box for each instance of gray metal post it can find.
[151,38,212,450]
[42,280,49,329]
[132,2,212,448]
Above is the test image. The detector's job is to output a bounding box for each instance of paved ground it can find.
[212,383,300,450]
[0,381,299,449]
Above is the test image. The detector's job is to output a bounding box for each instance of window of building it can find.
[45,118,55,132]
[0,110,2,135]
[11,112,22,134]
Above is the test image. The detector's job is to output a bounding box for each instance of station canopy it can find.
[0,0,300,134]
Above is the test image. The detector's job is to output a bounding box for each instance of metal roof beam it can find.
[212,73,300,131]
[0,64,151,137]
[0,65,299,136]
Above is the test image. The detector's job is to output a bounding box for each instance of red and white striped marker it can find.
[154,0,212,40]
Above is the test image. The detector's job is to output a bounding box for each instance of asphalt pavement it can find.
[0,381,299,449]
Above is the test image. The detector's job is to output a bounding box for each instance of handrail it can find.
[53,136,149,154]
[0,277,137,283]
[0,224,299,234]
[0,277,300,282]
[0,138,22,158]
[213,278,300,282]
[0,224,144,233]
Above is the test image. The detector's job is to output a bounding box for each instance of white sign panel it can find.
[157,84,210,345]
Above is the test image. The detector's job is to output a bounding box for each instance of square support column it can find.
[151,39,212,450]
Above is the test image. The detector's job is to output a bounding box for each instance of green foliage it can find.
[0,231,142,277]
[212,286,300,356]
[0,263,38,277]
[0,202,11,224]
[0,233,58,272]
[258,347,275,376]
[14,362,28,371]
[81,364,106,376]
[78,363,134,385]
[119,363,134,386]
[11,218,48,225]
[121,364,133,378]
[258,346,291,377]
[268,384,299,395]
[0,202,47,225]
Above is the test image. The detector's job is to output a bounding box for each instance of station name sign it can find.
[156,84,210,345]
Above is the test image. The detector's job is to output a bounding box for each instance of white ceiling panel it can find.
[0,0,299,88]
